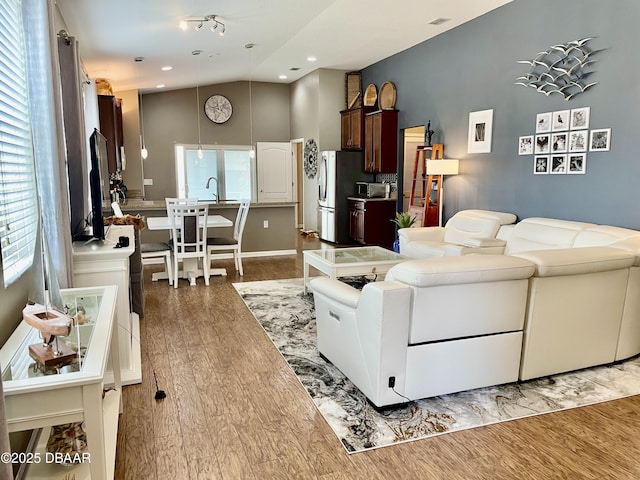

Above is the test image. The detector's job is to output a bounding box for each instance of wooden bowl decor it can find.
[379,81,397,110]
[363,84,378,107]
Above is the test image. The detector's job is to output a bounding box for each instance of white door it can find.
[257,142,293,203]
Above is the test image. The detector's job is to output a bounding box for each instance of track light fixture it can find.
[179,15,225,36]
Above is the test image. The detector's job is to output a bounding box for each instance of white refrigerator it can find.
[317,150,372,243]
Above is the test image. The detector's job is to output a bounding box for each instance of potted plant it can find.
[390,211,417,252]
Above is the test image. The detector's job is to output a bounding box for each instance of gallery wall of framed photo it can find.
[517,107,611,175]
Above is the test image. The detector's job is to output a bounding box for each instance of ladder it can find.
[408,144,443,227]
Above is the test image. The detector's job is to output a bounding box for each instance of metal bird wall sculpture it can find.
[515,37,603,101]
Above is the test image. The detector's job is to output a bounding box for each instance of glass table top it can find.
[1,291,103,382]
[305,246,407,264]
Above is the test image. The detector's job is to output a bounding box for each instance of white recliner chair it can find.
[310,254,536,408]
[398,209,517,258]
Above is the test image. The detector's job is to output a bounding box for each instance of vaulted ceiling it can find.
[55,0,512,93]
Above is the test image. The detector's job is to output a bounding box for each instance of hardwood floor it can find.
[115,232,640,479]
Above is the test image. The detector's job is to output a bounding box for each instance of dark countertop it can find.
[113,199,296,212]
[347,196,397,202]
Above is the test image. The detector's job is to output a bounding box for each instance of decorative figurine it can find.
[426,121,435,146]
[22,303,75,367]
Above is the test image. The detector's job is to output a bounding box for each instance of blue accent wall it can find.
[362,0,640,228]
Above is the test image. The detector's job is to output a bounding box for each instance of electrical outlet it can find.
[263,220,269,228]
[143,178,153,186]
[388,376,396,388]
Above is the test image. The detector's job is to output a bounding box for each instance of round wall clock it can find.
[204,94,233,124]
[303,139,318,179]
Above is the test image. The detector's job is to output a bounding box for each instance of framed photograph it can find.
[590,128,611,151]
[536,112,552,133]
[534,156,550,174]
[518,135,534,155]
[535,134,550,154]
[570,107,590,130]
[552,110,570,131]
[551,154,567,174]
[468,109,493,153]
[551,132,568,153]
[569,130,588,152]
[568,153,587,174]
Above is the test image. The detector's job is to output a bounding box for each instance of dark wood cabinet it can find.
[340,106,374,150]
[349,199,396,250]
[98,94,124,174]
[364,110,398,173]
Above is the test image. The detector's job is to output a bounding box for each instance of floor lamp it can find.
[425,159,459,226]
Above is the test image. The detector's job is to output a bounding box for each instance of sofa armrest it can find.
[461,237,507,248]
[309,277,361,308]
[386,254,535,287]
[512,246,635,277]
[398,226,446,243]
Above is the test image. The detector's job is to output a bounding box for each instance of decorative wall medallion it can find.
[303,139,318,178]
[515,37,603,101]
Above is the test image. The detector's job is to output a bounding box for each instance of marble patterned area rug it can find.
[233,278,640,454]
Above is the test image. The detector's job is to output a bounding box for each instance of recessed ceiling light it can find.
[161,66,173,71]
[307,56,317,62]
[279,74,287,79]
[156,84,165,88]
[428,17,450,25]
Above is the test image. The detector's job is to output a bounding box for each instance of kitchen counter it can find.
[114,199,296,212]
[347,196,397,202]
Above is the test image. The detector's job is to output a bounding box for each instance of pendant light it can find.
[135,57,148,159]
[246,43,255,159]
[193,49,204,159]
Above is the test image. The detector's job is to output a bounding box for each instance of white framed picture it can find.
[535,134,550,154]
[551,132,568,153]
[551,154,567,174]
[552,110,570,131]
[534,155,550,174]
[468,109,493,153]
[568,153,587,174]
[570,107,590,130]
[569,130,588,152]
[590,128,611,151]
[518,135,534,155]
[536,112,552,133]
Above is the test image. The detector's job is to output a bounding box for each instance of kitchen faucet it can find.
[205,176,219,202]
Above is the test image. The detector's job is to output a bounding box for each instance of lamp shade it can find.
[426,159,459,175]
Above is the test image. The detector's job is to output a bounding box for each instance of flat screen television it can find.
[88,128,110,240]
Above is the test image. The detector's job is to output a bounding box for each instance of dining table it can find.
[146,214,233,285]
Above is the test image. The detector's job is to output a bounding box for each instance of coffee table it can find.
[303,246,408,294]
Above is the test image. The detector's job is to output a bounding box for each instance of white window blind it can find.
[0,0,38,286]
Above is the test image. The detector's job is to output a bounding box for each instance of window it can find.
[0,0,39,286]
[175,144,254,201]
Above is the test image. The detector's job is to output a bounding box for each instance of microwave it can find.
[356,182,390,198]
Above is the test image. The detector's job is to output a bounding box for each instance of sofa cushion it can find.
[443,210,516,245]
[503,217,596,254]
[386,254,535,287]
[574,225,640,247]
[513,246,635,277]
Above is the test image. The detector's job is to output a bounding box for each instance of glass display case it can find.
[0,285,121,480]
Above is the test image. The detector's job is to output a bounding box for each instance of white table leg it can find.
[303,260,310,294]
[83,383,107,480]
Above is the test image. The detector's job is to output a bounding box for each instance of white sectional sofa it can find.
[310,213,640,407]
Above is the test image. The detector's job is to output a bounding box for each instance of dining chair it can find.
[140,242,174,285]
[207,200,250,276]
[168,203,210,288]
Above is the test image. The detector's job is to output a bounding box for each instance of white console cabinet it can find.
[72,225,142,385]
[1,285,121,479]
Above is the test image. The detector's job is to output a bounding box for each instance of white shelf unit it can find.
[72,225,142,385]
[0,285,121,480]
